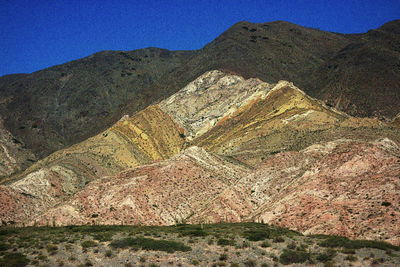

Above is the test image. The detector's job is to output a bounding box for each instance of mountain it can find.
[1,20,399,173]
[0,48,194,160]
[1,70,399,245]
[305,20,400,117]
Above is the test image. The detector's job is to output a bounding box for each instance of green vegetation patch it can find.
[279,249,311,265]
[316,249,336,262]
[0,252,30,267]
[81,240,97,248]
[92,232,114,242]
[217,238,235,246]
[244,229,270,241]
[319,236,400,251]
[109,237,191,253]
[175,224,208,237]
[0,242,10,251]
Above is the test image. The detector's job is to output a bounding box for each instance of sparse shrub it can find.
[319,236,399,251]
[81,240,97,248]
[175,225,208,237]
[230,263,239,267]
[148,264,160,267]
[92,232,113,242]
[297,243,308,251]
[273,236,284,243]
[287,242,296,249]
[316,249,336,262]
[279,249,310,265]
[323,261,336,267]
[270,254,278,262]
[243,259,257,267]
[109,237,191,253]
[219,253,228,261]
[217,238,235,246]
[261,263,269,267]
[0,252,30,267]
[37,255,48,261]
[244,229,270,241]
[341,248,355,254]
[344,255,357,262]
[207,238,214,245]
[105,250,113,257]
[371,258,385,265]
[241,241,251,248]
[260,241,271,247]
[183,229,208,237]
[0,242,10,251]
[191,259,200,265]
[46,244,58,253]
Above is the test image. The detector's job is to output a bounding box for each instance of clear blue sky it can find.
[1,0,399,76]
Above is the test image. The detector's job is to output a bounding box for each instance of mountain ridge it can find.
[1,19,399,176]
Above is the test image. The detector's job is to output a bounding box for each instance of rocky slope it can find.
[190,138,400,245]
[305,20,400,118]
[0,48,194,159]
[1,70,399,245]
[0,105,185,223]
[1,19,399,167]
[22,137,399,245]
[27,138,400,245]
[32,146,250,226]
[0,117,36,179]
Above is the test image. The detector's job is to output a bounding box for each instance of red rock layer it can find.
[190,138,400,245]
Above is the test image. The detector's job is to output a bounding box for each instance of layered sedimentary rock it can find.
[32,147,250,226]
[191,76,399,165]
[0,105,185,223]
[190,138,400,245]
[159,70,273,139]
[25,138,400,245]
[1,70,399,245]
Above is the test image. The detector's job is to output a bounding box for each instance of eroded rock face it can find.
[255,138,400,245]
[32,146,250,226]
[1,70,399,245]
[192,138,400,245]
[159,70,273,139]
[0,105,185,223]
[25,138,400,245]
[0,118,36,179]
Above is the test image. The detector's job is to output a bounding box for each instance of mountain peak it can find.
[160,70,271,139]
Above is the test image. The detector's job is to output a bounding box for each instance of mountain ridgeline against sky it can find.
[0,19,399,169]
